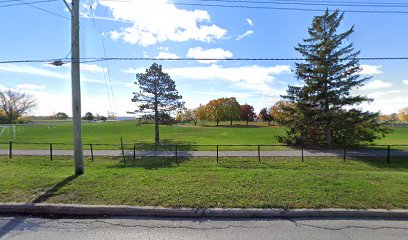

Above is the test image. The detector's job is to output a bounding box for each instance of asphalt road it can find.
[0,216,407,240]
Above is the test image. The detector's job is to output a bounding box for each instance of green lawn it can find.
[0,121,407,150]
[1,156,407,209]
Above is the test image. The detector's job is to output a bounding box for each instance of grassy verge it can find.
[1,156,407,209]
[0,121,406,150]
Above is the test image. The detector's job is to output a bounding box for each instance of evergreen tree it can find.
[279,10,388,147]
[132,63,184,144]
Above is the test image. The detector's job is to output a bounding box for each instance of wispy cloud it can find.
[0,63,123,85]
[236,30,254,40]
[124,64,291,97]
[246,18,253,26]
[16,84,46,90]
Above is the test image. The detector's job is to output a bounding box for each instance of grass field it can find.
[1,156,407,209]
[0,121,407,150]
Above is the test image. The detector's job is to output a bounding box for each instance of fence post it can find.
[343,145,346,162]
[258,145,261,162]
[49,143,53,161]
[216,145,219,163]
[301,145,304,162]
[8,141,12,159]
[120,137,126,165]
[175,145,179,166]
[387,145,390,164]
[133,144,136,162]
[90,144,94,162]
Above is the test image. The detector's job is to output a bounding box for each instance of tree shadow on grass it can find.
[110,156,193,170]
[114,139,197,170]
[200,124,265,128]
[345,156,408,171]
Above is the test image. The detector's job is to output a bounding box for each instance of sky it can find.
[0,0,408,116]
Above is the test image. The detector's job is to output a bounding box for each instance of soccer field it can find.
[0,121,407,149]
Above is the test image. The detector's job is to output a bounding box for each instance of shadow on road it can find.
[0,175,79,238]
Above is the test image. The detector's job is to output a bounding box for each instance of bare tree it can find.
[0,89,37,123]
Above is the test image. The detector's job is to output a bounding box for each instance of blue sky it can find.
[1,0,408,116]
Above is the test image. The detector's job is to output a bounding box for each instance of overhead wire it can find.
[9,0,70,19]
[0,0,58,7]
[2,56,408,64]
[88,0,115,123]
[89,0,123,136]
[98,0,408,14]
[195,0,408,8]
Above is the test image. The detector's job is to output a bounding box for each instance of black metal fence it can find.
[1,140,408,164]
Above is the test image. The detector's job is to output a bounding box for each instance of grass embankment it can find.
[0,121,407,150]
[1,156,407,209]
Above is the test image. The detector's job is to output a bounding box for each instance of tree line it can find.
[176,98,283,126]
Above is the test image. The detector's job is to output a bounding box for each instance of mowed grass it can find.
[1,155,407,209]
[0,121,407,149]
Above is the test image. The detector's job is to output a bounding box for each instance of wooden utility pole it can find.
[71,0,84,175]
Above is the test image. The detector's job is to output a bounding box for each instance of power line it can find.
[9,0,70,19]
[171,2,408,14]
[99,0,408,14]
[89,0,115,121]
[0,0,58,7]
[196,0,408,8]
[2,56,408,64]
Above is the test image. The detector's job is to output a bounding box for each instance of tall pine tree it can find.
[132,63,184,144]
[278,10,388,147]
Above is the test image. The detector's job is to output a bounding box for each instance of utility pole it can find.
[71,0,84,175]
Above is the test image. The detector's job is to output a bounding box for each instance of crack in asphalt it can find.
[288,219,408,231]
[52,219,268,231]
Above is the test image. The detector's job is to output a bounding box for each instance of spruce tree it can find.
[279,10,388,147]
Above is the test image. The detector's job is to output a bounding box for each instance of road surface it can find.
[0,216,407,240]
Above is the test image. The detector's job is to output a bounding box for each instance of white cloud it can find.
[0,64,123,85]
[236,30,254,40]
[16,84,46,90]
[402,80,408,85]
[358,90,408,114]
[99,0,227,46]
[79,64,106,73]
[360,80,392,90]
[360,65,383,75]
[187,47,233,63]
[246,18,253,26]
[156,52,180,59]
[124,64,291,96]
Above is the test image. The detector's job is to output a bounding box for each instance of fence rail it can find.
[1,140,408,164]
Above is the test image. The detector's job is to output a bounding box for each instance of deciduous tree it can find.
[82,112,95,121]
[54,112,69,120]
[398,107,408,122]
[258,108,273,126]
[0,89,37,123]
[240,104,256,125]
